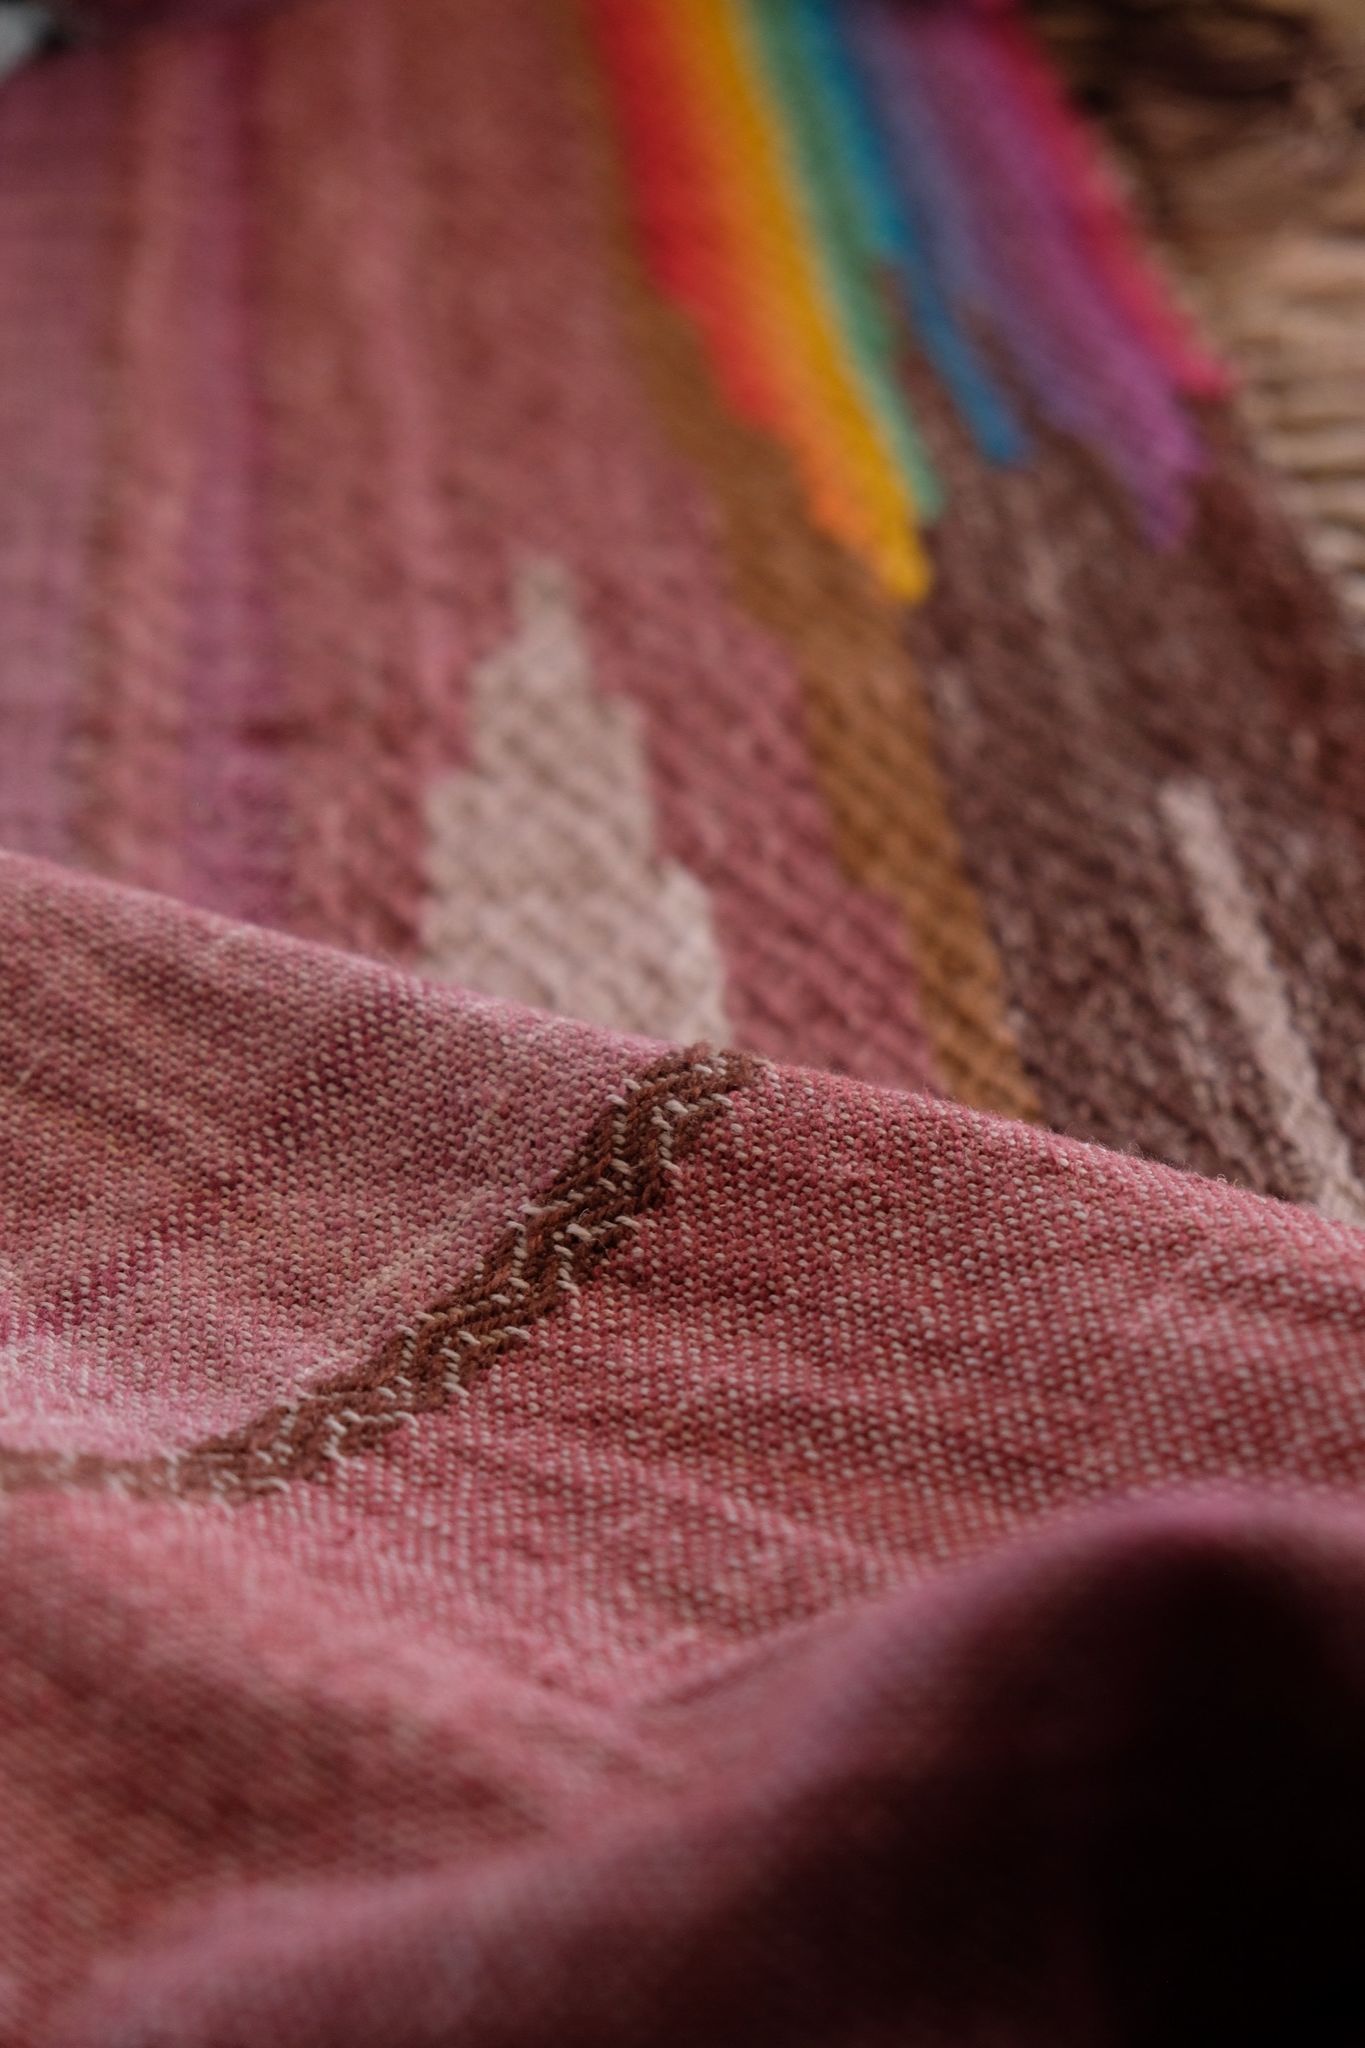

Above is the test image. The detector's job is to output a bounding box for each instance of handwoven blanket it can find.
[5,0,1365,2040]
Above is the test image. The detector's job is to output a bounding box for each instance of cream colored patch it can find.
[423,559,729,1045]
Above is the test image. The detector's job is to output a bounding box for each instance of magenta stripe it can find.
[0,54,118,860]
[848,4,1121,465]
[978,0,1227,400]
[877,0,1200,530]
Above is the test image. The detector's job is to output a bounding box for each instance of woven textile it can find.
[6,0,1365,2039]
[10,855,1365,2042]
[0,0,1363,1199]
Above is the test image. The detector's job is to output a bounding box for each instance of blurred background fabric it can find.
[1037,0,1365,633]
[2,0,1363,1212]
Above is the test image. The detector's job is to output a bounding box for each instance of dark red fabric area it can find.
[59,1499,1365,2046]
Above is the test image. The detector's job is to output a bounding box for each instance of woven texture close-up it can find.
[4,0,1365,2040]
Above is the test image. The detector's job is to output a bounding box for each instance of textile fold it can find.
[4,850,1365,2040]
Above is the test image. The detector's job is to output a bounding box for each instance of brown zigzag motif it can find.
[0,1045,758,1505]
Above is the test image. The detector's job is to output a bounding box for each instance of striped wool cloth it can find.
[4,0,1365,2040]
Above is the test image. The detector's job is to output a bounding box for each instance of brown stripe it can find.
[0,1045,757,1505]
[901,349,1365,1199]
[555,0,1035,1123]
[1187,427,1365,1191]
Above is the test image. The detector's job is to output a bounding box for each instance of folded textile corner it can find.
[5,850,1365,2042]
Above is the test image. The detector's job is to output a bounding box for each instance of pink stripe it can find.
[340,0,464,757]
[180,29,290,928]
[0,56,118,861]
[257,0,457,959]
[82,33,205,898]
[256,14,387,953]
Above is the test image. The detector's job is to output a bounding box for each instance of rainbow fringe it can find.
[584,0,1226,597]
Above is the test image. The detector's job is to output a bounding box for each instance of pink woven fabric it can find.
[6,0,1365,2037]
[6,848,1365,2040]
